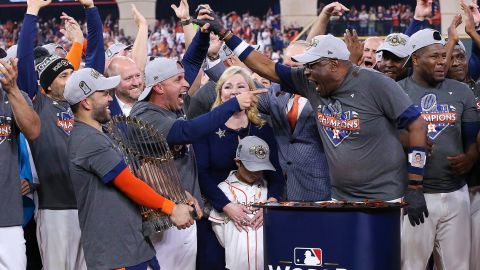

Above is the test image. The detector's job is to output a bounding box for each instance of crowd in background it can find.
[0,1,442,64]
[321,0,441,36]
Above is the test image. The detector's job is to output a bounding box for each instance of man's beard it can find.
[92,104,111,124]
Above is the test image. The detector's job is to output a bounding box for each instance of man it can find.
[398,28,479,269]
[199,19,429,220]
[0,56,40,270]
[359,36,383,68]
[375,33,411,81]
[64,67,194,270]
[256,41,330,201]
[105,56,143,116]
[130,57,263,269]
[16,0,105,268]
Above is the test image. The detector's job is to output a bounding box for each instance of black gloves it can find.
[192,7,225,36]
[404,187,429,226]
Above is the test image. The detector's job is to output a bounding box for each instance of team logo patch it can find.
[418,93,457,140]
[306,38,319,51]
[385,34,407,46]
[57,110,74,135]
[294,247,322,266]
[0,116,13,145]
[249,145,269,159]
[90,69,100,79]
[475,97,480,111]
[79,81,92,95]
[316,101,360,147]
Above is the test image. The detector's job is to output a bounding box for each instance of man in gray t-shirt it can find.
[398,29,479,270]
[212,29,429,225]
[64,68,194,270]
[0,57,40,270]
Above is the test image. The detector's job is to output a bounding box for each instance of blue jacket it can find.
[193,123,285,211]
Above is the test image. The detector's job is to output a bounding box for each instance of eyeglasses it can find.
[303,58,330,70]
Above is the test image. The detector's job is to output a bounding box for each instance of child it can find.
[209,136,276,270]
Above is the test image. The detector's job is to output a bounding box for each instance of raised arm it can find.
[171,0,196,48]
[445,15,463,72]
[17,0,51,99]
[462,0,480,81]
[60,12,85,70]
[181,30,210,86]
[405,0,431,36]
[0,59,40,140]
[307,2,349,42]
[80,0,105,72]
[131,4,148,72]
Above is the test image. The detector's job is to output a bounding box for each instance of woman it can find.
[193,66,284,270]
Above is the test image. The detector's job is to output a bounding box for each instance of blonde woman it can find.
[193,66,284,269]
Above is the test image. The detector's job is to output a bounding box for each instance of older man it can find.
[198,17,429,223]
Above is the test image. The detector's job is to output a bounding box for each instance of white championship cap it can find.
[376,33,411,59]
[291,34,350,63]
[105,43,133,60]
[64,68,120,105]
[408,28,445,54]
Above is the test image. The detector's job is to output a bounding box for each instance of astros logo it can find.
[57,111,74,135]
[316,101,360,147]
[0,116,13,145]
[418,93,457,140]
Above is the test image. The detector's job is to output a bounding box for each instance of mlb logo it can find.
[294,247,322,266]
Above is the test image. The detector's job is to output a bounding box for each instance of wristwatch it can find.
[181,17,192,26]
[207,54,220,61]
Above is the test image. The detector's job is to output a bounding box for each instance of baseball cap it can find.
[219,43,261,61]
[105,43,133,60]
[138,57,185,101]
[292,34,350,63]
[236,136,276,172]
[376,33,411,59]
[42,43,67,56]
[64,68,120,105]
[454,40,466,54]
[408,28,444,54]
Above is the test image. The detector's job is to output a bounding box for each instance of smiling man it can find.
[375,33,411,81]
[105,56,143,116]
[203,17,429,220]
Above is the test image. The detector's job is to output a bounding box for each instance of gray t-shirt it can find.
[68,121,154,270]
[130,101,202,207]
[398,77,479,193]
[286,66,413,201]
[30,93,77,209]
[0,89,32,227]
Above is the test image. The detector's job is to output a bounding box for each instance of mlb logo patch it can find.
[294,247,322,266]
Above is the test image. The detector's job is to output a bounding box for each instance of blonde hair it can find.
[212,66,265,127]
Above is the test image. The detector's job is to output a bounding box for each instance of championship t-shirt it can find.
[0,89,32,227]
[398,77,479,193]
[30,93,77,209]
[68,121,155,270]
[278,65,416,201]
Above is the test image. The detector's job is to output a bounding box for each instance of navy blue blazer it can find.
[258,83,331,201]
